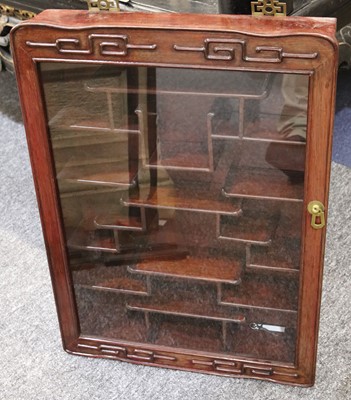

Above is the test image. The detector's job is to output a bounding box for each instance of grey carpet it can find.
[0,70,350,400]
[334,70,351,167]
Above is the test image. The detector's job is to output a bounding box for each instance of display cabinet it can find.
[11,10,338,386]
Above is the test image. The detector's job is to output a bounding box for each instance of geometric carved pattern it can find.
[25,34,317,63]
[77,341,177,362]
[26,34,157,56]
[192,359,300,378]
[174,38,318,63]
[76,340,300,379]
[191,358,300,379]
[251,0,287,16]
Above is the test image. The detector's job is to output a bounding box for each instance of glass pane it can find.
[40,63,307,364]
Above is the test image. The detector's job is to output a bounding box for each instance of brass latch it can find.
[86,0,120,12]
[251,1,290,16]
[307,201,326,230]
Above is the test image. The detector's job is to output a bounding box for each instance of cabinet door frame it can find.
[11,11,338,386]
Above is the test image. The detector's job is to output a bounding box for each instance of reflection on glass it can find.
[40,63,308,364]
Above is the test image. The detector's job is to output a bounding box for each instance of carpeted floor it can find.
[0,70,350,400]
[334,70,351,168]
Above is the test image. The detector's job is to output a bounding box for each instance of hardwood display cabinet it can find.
[11,10,338,386]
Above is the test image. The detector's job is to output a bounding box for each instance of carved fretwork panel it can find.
[173,38,318,63]
[11,11,338,387]
[19,27,334,72]
[75,337,305,384]
[26,34,157,56]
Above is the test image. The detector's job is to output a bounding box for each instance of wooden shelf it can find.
[148,309,296,361]
[51,131,131,149]
[128,254,242,284]
[229,324,296,364]
[57,162,136,188]
[49,106,140,135]
[67,228,118,253]
[94,212,144,232]
[239,307,298,329]
[75,286,149,342]
[147,153,212,172]
[86,69,271,99]
[244,118,306,145]
[103,247,188,265]
[73,265,150,296]
[247,204,303,274]
[154,317,224,354]
[212,119,307,146]
[68,231,188,259]
[223,167,304,202]
[67,215,189,258]
[123,186,242,215]
[248,239,301,274]
[127,296,246,324]
[218,213,278,245]
[83,85,269,99]
[219,274,299,312]
[51,120,139,135]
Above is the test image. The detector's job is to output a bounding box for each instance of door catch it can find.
[307,201,326,230]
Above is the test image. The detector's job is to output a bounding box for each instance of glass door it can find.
[40,62,308,364]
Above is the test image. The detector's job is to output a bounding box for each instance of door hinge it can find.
[86,0,120,12]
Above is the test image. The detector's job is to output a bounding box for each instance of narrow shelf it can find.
[127,296,246,324]
[244,118,306,145]
[85,69,271,99]
[153,317,224,354]
[223,167,304,202]
[49,106,140,135]
[128,254,242,284]
[67,216,189,258]
[73,265,150,296]
[94,213,144,232]
[212,122,307,146]
[57,162,136,188]
[238,307,298,329]
[218,213,278,246]
[84,86,268,99]
[247,203,303,274]
[229,324,296,364]
[51,123,139,135]
[67,228,118,253]
[248,239,301,274]
[68,229,188,259]
[51,131,131,149]
[75,286,149,342]
[123,186,242,215]
[103,247,189,265]
[219,274,299,312]
[147,153,212,172]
